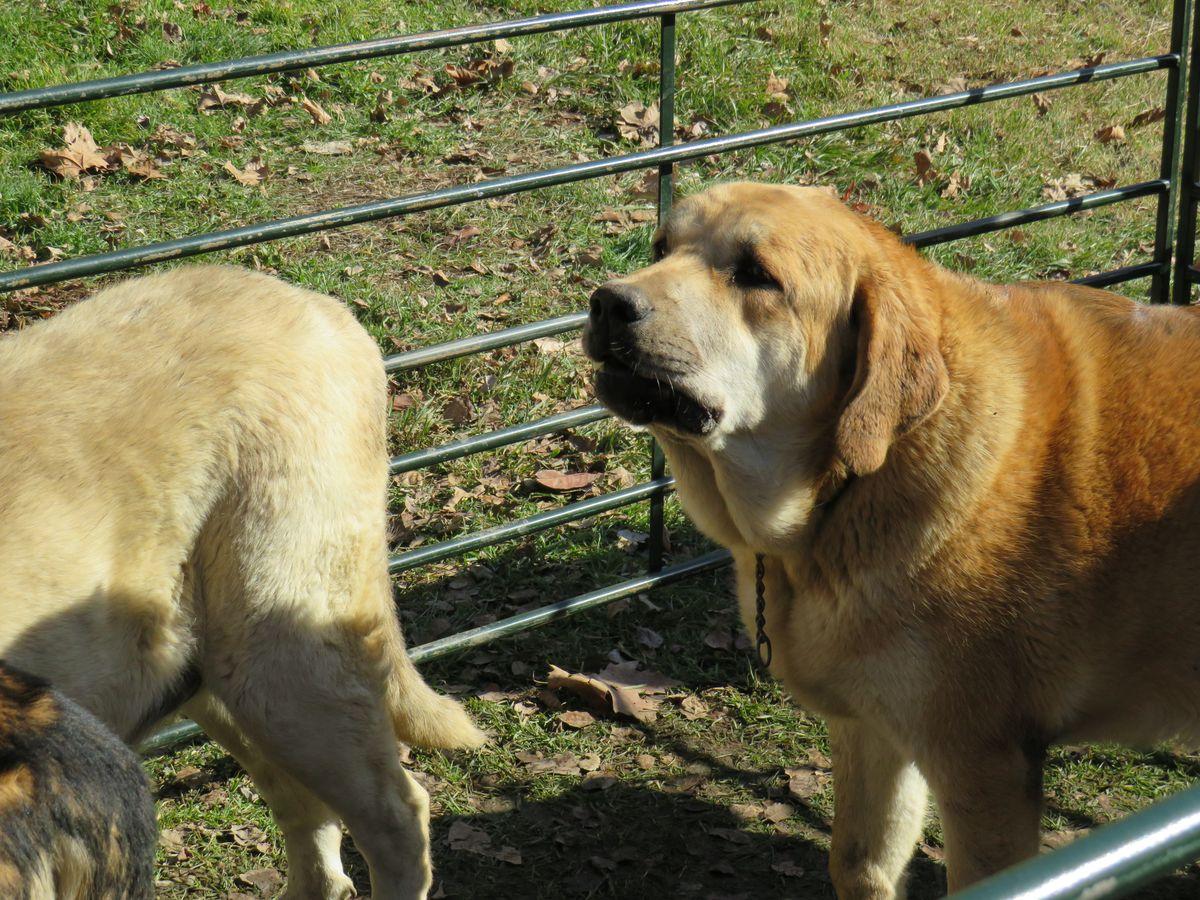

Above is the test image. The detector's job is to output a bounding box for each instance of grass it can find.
[3,0,1199,896]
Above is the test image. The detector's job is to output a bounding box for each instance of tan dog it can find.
[583,182,1200,897]
[0,266,484,900]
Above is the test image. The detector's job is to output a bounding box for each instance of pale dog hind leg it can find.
[185,692,357,900]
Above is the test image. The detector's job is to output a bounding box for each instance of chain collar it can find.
[754,553,772,668]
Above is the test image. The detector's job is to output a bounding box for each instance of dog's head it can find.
[583,182,948,475]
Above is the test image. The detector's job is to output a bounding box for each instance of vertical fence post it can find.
[1174,0,1200,304]
[647,12,676,573]
[1153,0,1194,303]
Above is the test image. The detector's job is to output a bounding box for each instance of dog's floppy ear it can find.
[835,264,948,475]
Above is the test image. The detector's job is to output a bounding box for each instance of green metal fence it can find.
[4,0,1200,895]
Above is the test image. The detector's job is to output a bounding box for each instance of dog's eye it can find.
[652,239,667,262]
[733,254,779,290]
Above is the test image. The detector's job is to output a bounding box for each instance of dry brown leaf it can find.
[117,147,165,181]
[703,626,734,651]
[1042,173,1099,202]
[763,801,794,823]
[534,470,600,492]
[299,97,332,125]
[935,76,968,95]
[37,123,112,180]
[913,150,937,186]
[635,626,663,649]
[197,84,263,114]
[772,860,806,878]
[941,172,970,199]
[765,73,790,99]
[546,662,671,724]
[616,100,660,145]
[679,694,709,720]
[442,397,474,424]
[558,710,596,729]
[222,159,267,186]
[515,750,582,775]
[447,821,523,864]
[1130,107,1166,128]
[786,765,831,799]
[1094,124,1126,144]
[1032,92,1052,116]
[237,868,283,894]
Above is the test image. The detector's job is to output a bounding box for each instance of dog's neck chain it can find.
[754,553,772,668]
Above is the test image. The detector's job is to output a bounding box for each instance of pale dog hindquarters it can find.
[0,265,483,900]
[584,182,1200,897]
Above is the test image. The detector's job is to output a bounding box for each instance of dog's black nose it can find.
[589,283,651,328]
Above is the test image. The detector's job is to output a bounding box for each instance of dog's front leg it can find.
[828,718,928,900]
[927,743,1044,892]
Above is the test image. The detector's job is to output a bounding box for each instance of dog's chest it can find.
[732,550,928,728]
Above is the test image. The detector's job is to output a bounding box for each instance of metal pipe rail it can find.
[0,0,755,116]
[950,782,1200,899]
[389,405,611,475]
[0,55,1175,293]
[388,477,673,573]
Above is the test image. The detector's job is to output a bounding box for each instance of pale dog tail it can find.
[386,640,487,750]
[352,592,486,750]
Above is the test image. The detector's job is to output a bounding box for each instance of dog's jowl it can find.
[0,661,156,900]
[585,182,1200,898]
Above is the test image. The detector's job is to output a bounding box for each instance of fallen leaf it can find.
[442,397,474,424]
[515,750,582,775]
[772,860,806,878]
[1094,124,1126,144]
[1130,107,1166,128]
[913,150,937,186]
[558,710,596,729]
[222,159,267,186]
[299,97,332,125]
[1032,92,1052,116]
[679,694,709,720]
[634,626,664,649]
[534,470,600,492]
[299,140,352,156]
[786,765,831,799]
[161,21,183,43]
[116,147,165,180]
[447,820,523,864]
[197,84,263,114]
[764,801,794,823]
[934,76,968,95]
[1042,173,1099,201]
[703,627,734,651]
[547,662,671,724]
[615,100,660,145]
[36,123,111,180]
[941,172,970,199]
[237,868,283,895]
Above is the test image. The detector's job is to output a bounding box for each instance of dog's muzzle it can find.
[583,282,721,435]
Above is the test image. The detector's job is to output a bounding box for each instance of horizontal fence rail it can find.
[951,783,1200,899]
[0,55,1175,293]
[0,0,755,115]
[389,405,610,474]
[388,477,673,573]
